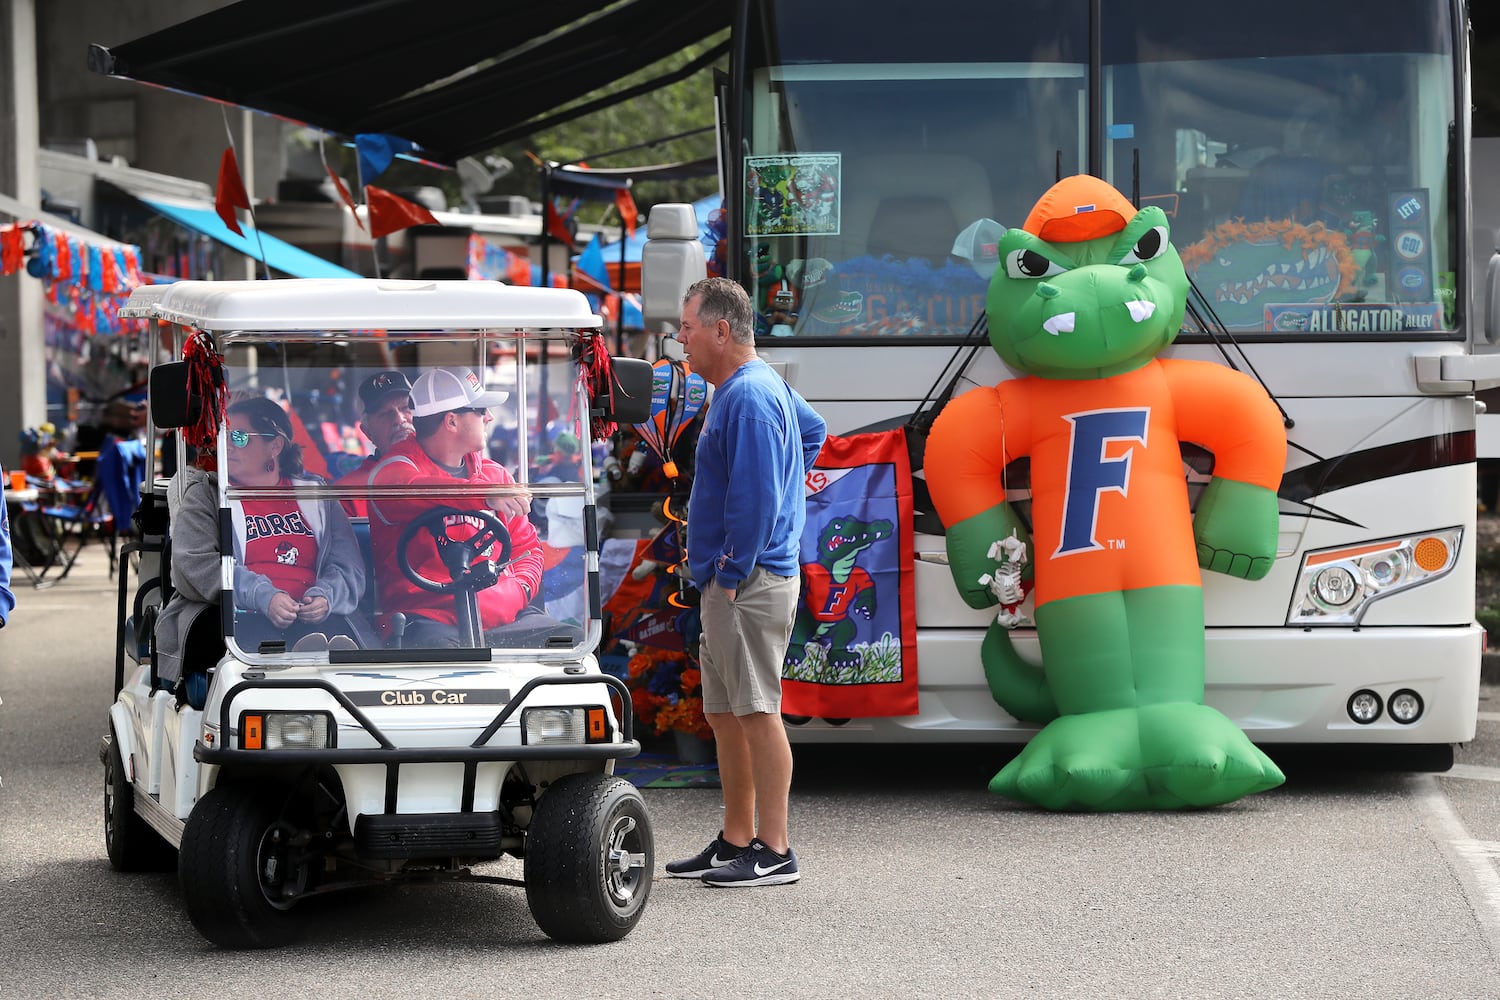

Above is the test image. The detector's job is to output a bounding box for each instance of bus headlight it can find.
[1347,690,1383,724]
[1388,689,1424,724]
[1288,528,1461,625]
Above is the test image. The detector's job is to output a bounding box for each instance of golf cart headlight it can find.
[239,711,334,750]
[522,706,612,745]
[524,708,585,744]
[1288,528,1460,625]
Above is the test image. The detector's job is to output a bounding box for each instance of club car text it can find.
[347,688,510,707]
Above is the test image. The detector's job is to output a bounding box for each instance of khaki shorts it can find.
[699,566,800,716]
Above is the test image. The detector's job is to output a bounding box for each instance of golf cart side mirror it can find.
[149,361,200,429]
[640,203,706,330]
[601,357,653,426]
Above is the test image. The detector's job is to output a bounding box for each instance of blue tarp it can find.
[139,197,362,280]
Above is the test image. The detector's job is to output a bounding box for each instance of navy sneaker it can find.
[664,831,746,878]
[700,838,799,887]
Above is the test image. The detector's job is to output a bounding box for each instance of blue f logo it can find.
[1054,408,1149,557]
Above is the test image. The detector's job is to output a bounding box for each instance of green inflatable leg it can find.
[989,586,1285,810]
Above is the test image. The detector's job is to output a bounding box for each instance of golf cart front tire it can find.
[179,784,309,949]
[525,772,653,942]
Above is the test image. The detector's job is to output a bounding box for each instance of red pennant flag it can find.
[365,184,439,239]
[615,187,639,238]
[215,147,252,236]
[544,200,576,249]
[326,163,365,233]
[0,225,23,276]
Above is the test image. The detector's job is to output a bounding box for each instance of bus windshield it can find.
[743,0,1458,339]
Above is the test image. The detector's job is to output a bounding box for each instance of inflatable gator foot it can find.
[990,702,1285,811]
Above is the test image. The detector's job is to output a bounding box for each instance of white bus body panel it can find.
[764,342,1481,746]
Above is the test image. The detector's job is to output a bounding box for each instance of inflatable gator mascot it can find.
[925,175,1288,811]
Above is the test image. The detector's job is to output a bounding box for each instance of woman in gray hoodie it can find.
[154,397,366,695]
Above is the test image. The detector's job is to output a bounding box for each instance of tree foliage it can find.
[372,36,726,222]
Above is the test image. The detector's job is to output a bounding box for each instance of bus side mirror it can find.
[600,357,653,426]
[640,203,706,330]
[149,361,199,430]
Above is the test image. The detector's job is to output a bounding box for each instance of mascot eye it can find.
[1120,225,1169,265]
[1006,249,1065,279]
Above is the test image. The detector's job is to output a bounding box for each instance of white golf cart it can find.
[101,278,655,948]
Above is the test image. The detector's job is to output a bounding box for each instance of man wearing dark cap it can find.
[337,370,415,517]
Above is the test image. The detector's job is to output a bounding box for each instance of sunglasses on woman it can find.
[228,429,280,448]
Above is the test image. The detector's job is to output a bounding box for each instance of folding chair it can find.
[24,478,117,588]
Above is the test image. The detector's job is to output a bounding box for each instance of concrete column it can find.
[0,0,45,468]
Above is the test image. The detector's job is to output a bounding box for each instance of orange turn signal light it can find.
[241,714,264,750]
[587,707,608,742]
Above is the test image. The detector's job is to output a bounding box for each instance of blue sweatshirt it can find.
[688,359,827,592]
[0,464,14,627]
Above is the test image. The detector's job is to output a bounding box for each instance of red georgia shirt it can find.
[237,491,320,600]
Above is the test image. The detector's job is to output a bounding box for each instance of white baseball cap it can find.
[409,367,510,417]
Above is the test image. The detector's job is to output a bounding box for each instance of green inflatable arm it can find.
[945,502,1033,609]
[1194,477,1280,580]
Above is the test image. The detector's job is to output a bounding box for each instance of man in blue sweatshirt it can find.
[665,277,826,888]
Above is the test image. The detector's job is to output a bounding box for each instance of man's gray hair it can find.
[685,276,755,345]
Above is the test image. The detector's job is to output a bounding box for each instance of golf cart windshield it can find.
[210,329,599,663]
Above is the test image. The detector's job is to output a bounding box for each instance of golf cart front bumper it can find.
[194,672,640,767]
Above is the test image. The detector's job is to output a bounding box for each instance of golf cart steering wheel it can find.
[396,506,513,594]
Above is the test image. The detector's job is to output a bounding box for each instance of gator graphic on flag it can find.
[782,428,917,718]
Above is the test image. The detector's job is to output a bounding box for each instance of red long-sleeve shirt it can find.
[367,437,542,631]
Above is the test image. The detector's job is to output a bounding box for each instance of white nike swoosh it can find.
[711,853,738,867]
[753,859,792,876]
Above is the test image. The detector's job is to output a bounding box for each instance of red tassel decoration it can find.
[574,332,617,441]
[181,331,228,467]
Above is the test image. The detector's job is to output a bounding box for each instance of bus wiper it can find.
[905,312,989,469]
[1129,148,1293,429]
[1184,274,1295,430]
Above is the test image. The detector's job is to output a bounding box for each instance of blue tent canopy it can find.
[139,196,362,280]
[578,194,720,267]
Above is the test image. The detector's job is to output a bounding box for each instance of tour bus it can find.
[654,0,1500,760]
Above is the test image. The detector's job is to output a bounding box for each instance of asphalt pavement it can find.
[6,542,1500,999]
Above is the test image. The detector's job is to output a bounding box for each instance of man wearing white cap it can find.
[367,367,570,649]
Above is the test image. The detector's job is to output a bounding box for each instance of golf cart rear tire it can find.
[179,785,307,949]
[525,772,653,942]
[103,731,177,872]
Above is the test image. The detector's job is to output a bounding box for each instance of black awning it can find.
[548,157,719,199]
[88,0,731,165]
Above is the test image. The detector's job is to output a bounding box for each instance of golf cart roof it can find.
[119,278,603,333]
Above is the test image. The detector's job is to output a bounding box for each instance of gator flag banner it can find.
[782,428,918,718]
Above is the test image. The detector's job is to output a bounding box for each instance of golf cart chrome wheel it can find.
[257,821,310,911]
[604,813,649,906]
[524,772,654,943]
